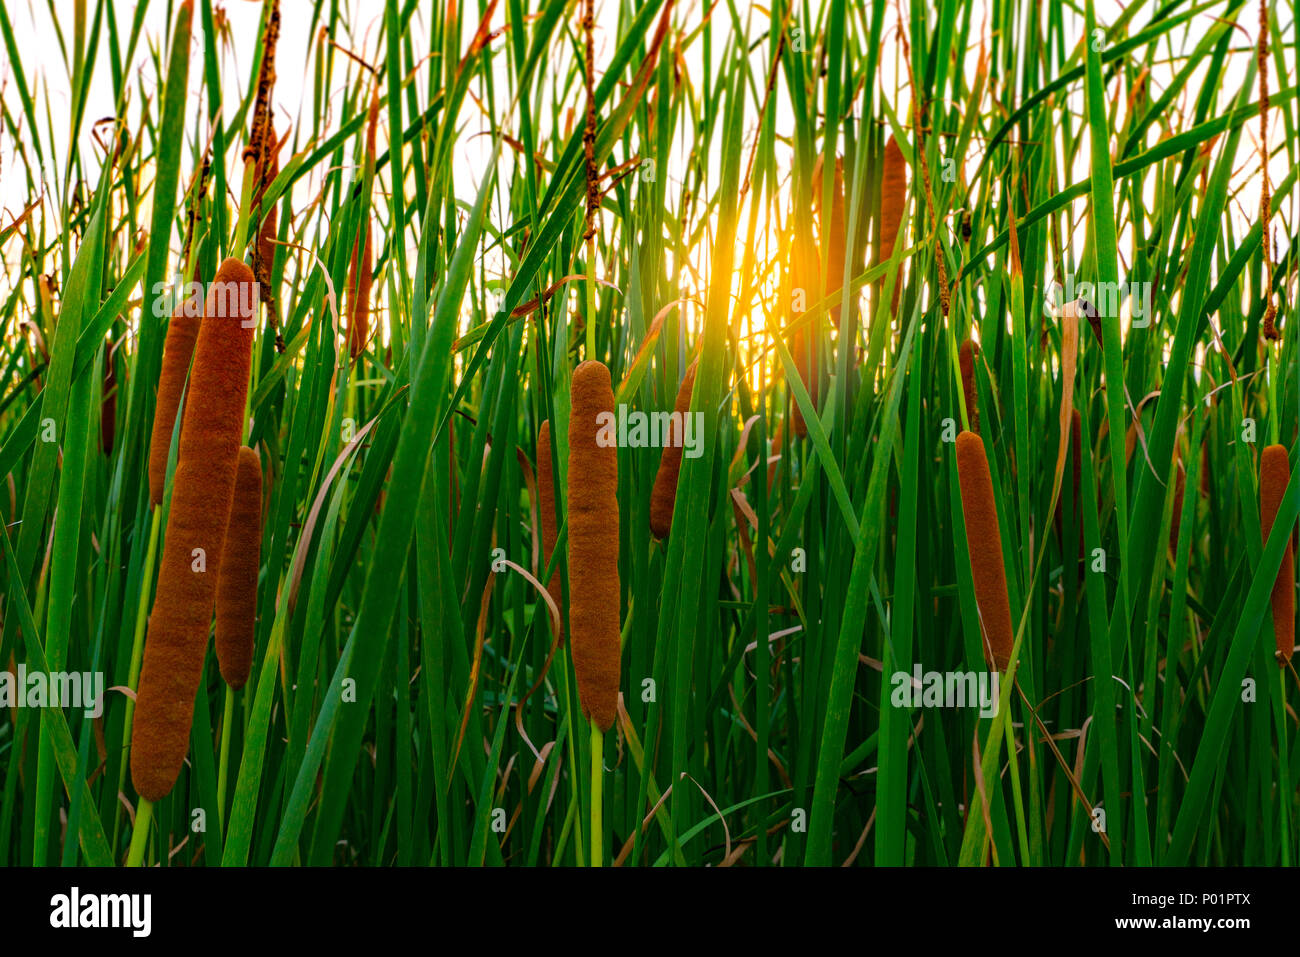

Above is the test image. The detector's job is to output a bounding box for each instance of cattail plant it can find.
[347,217,374,359]
[958,338,979,434]
[6,0,1298,872]
[812,154,846,327]
[347,86,381,360]
[649,358,698,539]
[147,273,203,506]
[567,359,620,867]
[131,257,257,802]
[215,445,263,690]
[955,430,1014,670]
[238,0,281,346]
[1260,444,1294,664]
[253,123,282,305]
[567,360,621,729]
[878,135,906,313]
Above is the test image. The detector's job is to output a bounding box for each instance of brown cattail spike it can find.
[132,258,257,801]
[649,359,698,539]
[537,420,558,578]
[215,446,263,690]
[1260,445,1295,664]
[955,431,1015,671]
[878,135,906,314]
[567,360,621,732]
[148,275,204,506]
[958,338,979,434]
[347,217,374,359]
[812,155,847,328]
[347,86,380,361]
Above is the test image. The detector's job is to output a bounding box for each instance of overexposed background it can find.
[1,0,1293,354]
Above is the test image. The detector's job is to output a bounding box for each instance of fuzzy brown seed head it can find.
[215,446,263,690]
[649,359,698,540]
[878,135,907,314]
[347,217,374,359]
[1260,444,1295,664]
[132,257,257,801]
[148,273,205,506]
[566,360,621,732]
[955,430,1014,671]
[812,155,847,328]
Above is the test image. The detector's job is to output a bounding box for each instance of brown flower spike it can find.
[132,258,257,801]
[567,360,621,731]
[956,430,1014,671]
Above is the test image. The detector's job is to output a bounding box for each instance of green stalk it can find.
[126,798,153,867]
[112,506,162,849]
[590,722,603,867]
[217,683,235,832]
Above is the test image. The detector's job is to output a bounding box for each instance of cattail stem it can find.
[111,506,163,850]
[1002,704,1031,861]
[1267,353,1280,447]
[958,339,979,434]
[585,251,597,360]
[125,798,153,867]
[581,0,598,361]
[589,722,603,867]
[1277,667,1293,864]
[233,165,255,258]
[217,683,234,832]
